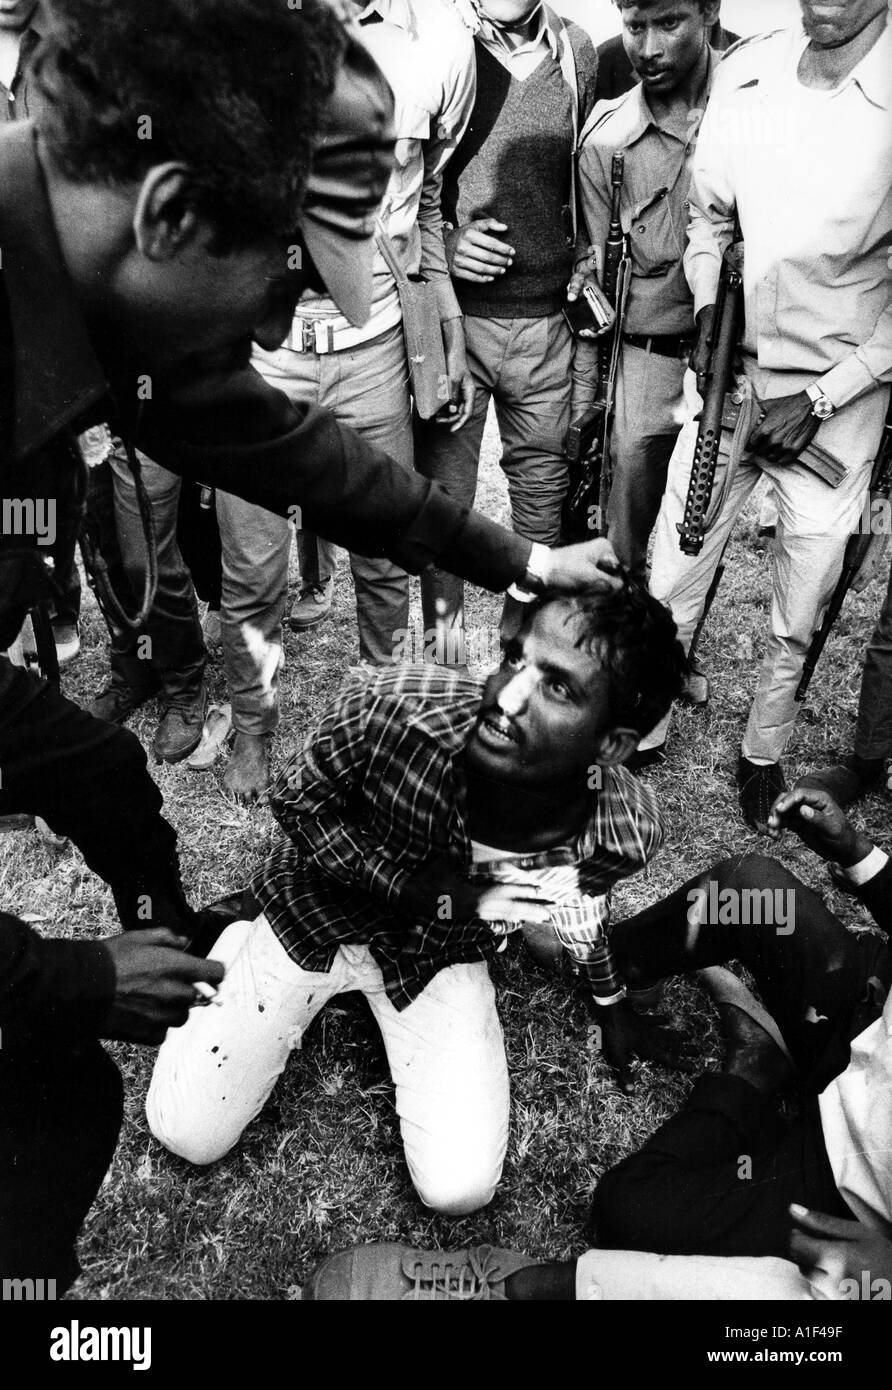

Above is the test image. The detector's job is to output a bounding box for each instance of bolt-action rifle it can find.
[677,243,745,556]
[563,153,631,542]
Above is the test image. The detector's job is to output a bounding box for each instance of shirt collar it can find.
[473,3,558,61]
[618,45,717,149]
[844,18,890,110]
[792,21,890,110]
[358,0,416,36]
[404,673,485,754]
[0,122,107,460]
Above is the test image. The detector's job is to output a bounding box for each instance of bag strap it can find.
[545,5,579,244]
[374,218,411,290]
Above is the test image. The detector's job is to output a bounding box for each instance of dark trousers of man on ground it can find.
[595,854,891,1257]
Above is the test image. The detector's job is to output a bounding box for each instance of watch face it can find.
[814,397,834,420]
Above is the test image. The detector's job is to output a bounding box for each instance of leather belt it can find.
[622,331,695,360]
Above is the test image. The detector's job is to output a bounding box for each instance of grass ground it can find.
[3,415,890,1300]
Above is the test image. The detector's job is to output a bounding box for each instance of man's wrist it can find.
[839,843,886,883]
[593,988,628,1010]
[508,542,552,603]
[805,382,836,421]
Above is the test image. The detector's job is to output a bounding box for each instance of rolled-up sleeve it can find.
[684,77,737,315]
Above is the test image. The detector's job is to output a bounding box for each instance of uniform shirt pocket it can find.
[628,188,682,279]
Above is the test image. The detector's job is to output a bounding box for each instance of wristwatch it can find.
[806,383,836,421]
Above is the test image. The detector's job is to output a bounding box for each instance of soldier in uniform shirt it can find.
[642,0,892,830]
[576,0,722,580]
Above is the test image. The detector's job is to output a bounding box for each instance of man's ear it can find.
[132,163,200,261]
[592,726,640,768]
[703,0,722,30]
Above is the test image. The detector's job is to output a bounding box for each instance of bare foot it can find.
[223,732,270,804]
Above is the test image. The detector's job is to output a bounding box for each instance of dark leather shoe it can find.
[699,967,795,1095]
[187,888,257,957]
[87,676,158,724]
[797,758,884,810]
[678,659,710,707]
[737,757,787,832]
[627,745,666,773]
[154,687,208,763]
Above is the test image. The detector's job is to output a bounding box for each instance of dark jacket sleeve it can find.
[856,856,892,939]
[135,359,531,592]
[0,912,116,1046]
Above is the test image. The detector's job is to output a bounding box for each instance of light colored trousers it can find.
[146,913,510,1216]
[214,323,415,732]
[574,1249,812,1300]
[649,363,889,762]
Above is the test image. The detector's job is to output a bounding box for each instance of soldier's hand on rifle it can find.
[690,303,717,396]
[446,219,515,284]
[767,786,873,867]
[100,928,226,1045]
[747,392,821,466]
[535,538,624,593]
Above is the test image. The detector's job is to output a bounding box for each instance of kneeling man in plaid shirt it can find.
[147,580,685,1215]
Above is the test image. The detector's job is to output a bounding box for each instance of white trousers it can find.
[649,364,888,762]
[146,915,510,1216]
[575,1249,813,1300]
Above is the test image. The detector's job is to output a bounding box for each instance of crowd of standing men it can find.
[0,0,890,1302]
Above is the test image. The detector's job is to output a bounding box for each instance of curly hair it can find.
[32,0,347,247]
[526,578,687,737]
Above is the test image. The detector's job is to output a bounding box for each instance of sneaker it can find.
[737,757,788,833]
[87,676,159,725]
[304,1243,542,1301]
[289,577,334,631]
[52,620,80,667]
[153,686,208,764]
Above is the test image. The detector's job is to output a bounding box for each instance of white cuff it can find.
[817,355,877,411]
[592,987,627,1006]
[840,846,888,887]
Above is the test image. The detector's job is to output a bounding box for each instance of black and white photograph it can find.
[1,0,890,1356]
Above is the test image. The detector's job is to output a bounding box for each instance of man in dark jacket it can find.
[0,0,620,1288]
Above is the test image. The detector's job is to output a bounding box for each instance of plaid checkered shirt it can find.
[251,666,664,1011]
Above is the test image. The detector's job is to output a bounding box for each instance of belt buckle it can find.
[301,319,318,353]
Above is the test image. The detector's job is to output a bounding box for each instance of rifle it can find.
[677,243,745,556]
[795,404,892,702]
[562,153,631,542]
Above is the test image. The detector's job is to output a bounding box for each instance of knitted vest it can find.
[443,40,575,318]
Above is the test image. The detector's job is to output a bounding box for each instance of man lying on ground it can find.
[146,580,686,1213]
[306,786,892,1297]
